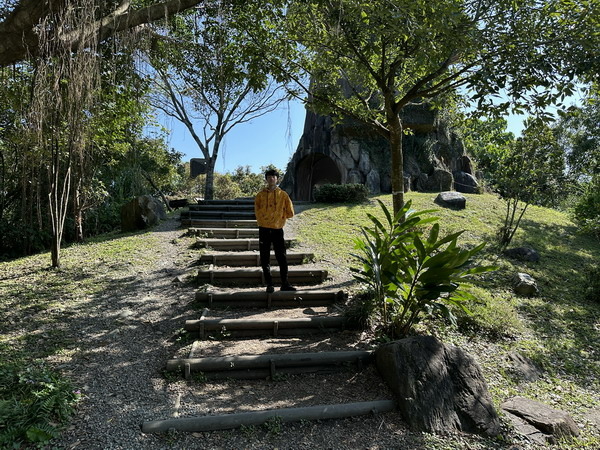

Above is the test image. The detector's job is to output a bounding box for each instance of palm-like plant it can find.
[351,200,495,338]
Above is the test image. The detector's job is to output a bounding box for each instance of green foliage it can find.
[571,176,600,239]
[0,362,80,447]
[351,199,495,338]
[584,264,600,303]
[313,184,369,203]
[230,166,264,196]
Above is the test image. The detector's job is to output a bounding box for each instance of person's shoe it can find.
[280,283,297,292]
[266,285,275,294]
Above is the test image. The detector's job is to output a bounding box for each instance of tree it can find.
[147,1,287,200]
[492,120,567,248]
[0,0,206,67]
[258,0,599,214]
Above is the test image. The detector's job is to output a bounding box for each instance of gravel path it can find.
[52,214,490,449]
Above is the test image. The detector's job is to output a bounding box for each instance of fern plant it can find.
[0,362,80,447]
[351,200,496,338]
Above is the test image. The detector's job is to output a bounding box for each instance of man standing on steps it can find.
[254,168,296,293]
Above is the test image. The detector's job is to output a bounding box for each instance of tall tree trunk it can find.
[48,137,72,269]
[204,157,216,200]
[387,111,405,216]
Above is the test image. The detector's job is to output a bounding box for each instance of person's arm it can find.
[255,191,267,226]
[284,192,294,219]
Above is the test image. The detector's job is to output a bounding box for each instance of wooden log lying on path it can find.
[196,268,327,286]
[197,251,313,267]
[180,219,258,228]
[195,289,345,308]
[188,204,255,212]
[141,399,396,434]
[186,316,352,338]
[187,228,259,239]
[194,198,255,206]
[166,350,374,379]
[180,211,256,220]
[194,238,293,251]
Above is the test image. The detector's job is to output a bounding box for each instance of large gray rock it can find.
[120,195,166,232]
[376,336,501,437]
[501,397,579,445]
[435,191,466,209]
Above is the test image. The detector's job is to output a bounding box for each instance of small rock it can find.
[501,397,579,442]
[513,273,539,296]
[504,247,540,262]
[507,352,543,382]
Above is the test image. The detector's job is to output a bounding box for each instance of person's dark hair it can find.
[265,168,279,179]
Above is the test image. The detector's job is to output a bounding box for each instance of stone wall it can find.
[281,104,479,200]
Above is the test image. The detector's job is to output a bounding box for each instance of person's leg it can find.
[258,227,274,292]
[273,228,295,291]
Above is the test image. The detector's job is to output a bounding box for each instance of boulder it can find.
[425,168,454,192]
[501,397,579,445]
[120,195,167,232]
[435,191,466,210]
[376,336,501,437]
[513,273,539,296]
[453,171,480,194]
[504,247,540,262]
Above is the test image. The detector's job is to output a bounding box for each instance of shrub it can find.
[0,362,80,447]
[351,199,496,338]
[571,177,600,239]
[313,183,368,203]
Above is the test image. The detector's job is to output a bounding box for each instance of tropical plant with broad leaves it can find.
[351,200,496,338]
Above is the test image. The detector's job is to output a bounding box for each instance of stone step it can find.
[165,350,374,380]
[196,268,328,286]
[188,228,259,238]
[185,315,353,339]
[181,219,258,228]
[195,289,345,308]
[188,204,255,212]
[194,238,293,251]
[197,251,314,266]
[180,211,256,220]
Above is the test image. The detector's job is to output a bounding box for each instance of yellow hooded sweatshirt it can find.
[254,186,294,229]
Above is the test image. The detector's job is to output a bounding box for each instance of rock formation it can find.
[281,104,479,200]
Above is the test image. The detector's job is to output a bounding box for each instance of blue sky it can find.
[157,98,530,175]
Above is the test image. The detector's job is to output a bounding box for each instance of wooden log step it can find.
[195,289,345,308]
[181,219,257,228]
[141,399,396,433]
[165,350,374,379]
[194,238,293,251]
[197,251,313,266]
[188,204,255,212]
[194,198,255,206]
[196,268,327,286]
[187,228,259,238]
[186,316,351,338]
[180,211,256,220]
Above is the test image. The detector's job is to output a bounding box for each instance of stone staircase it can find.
[141,198,395,434]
